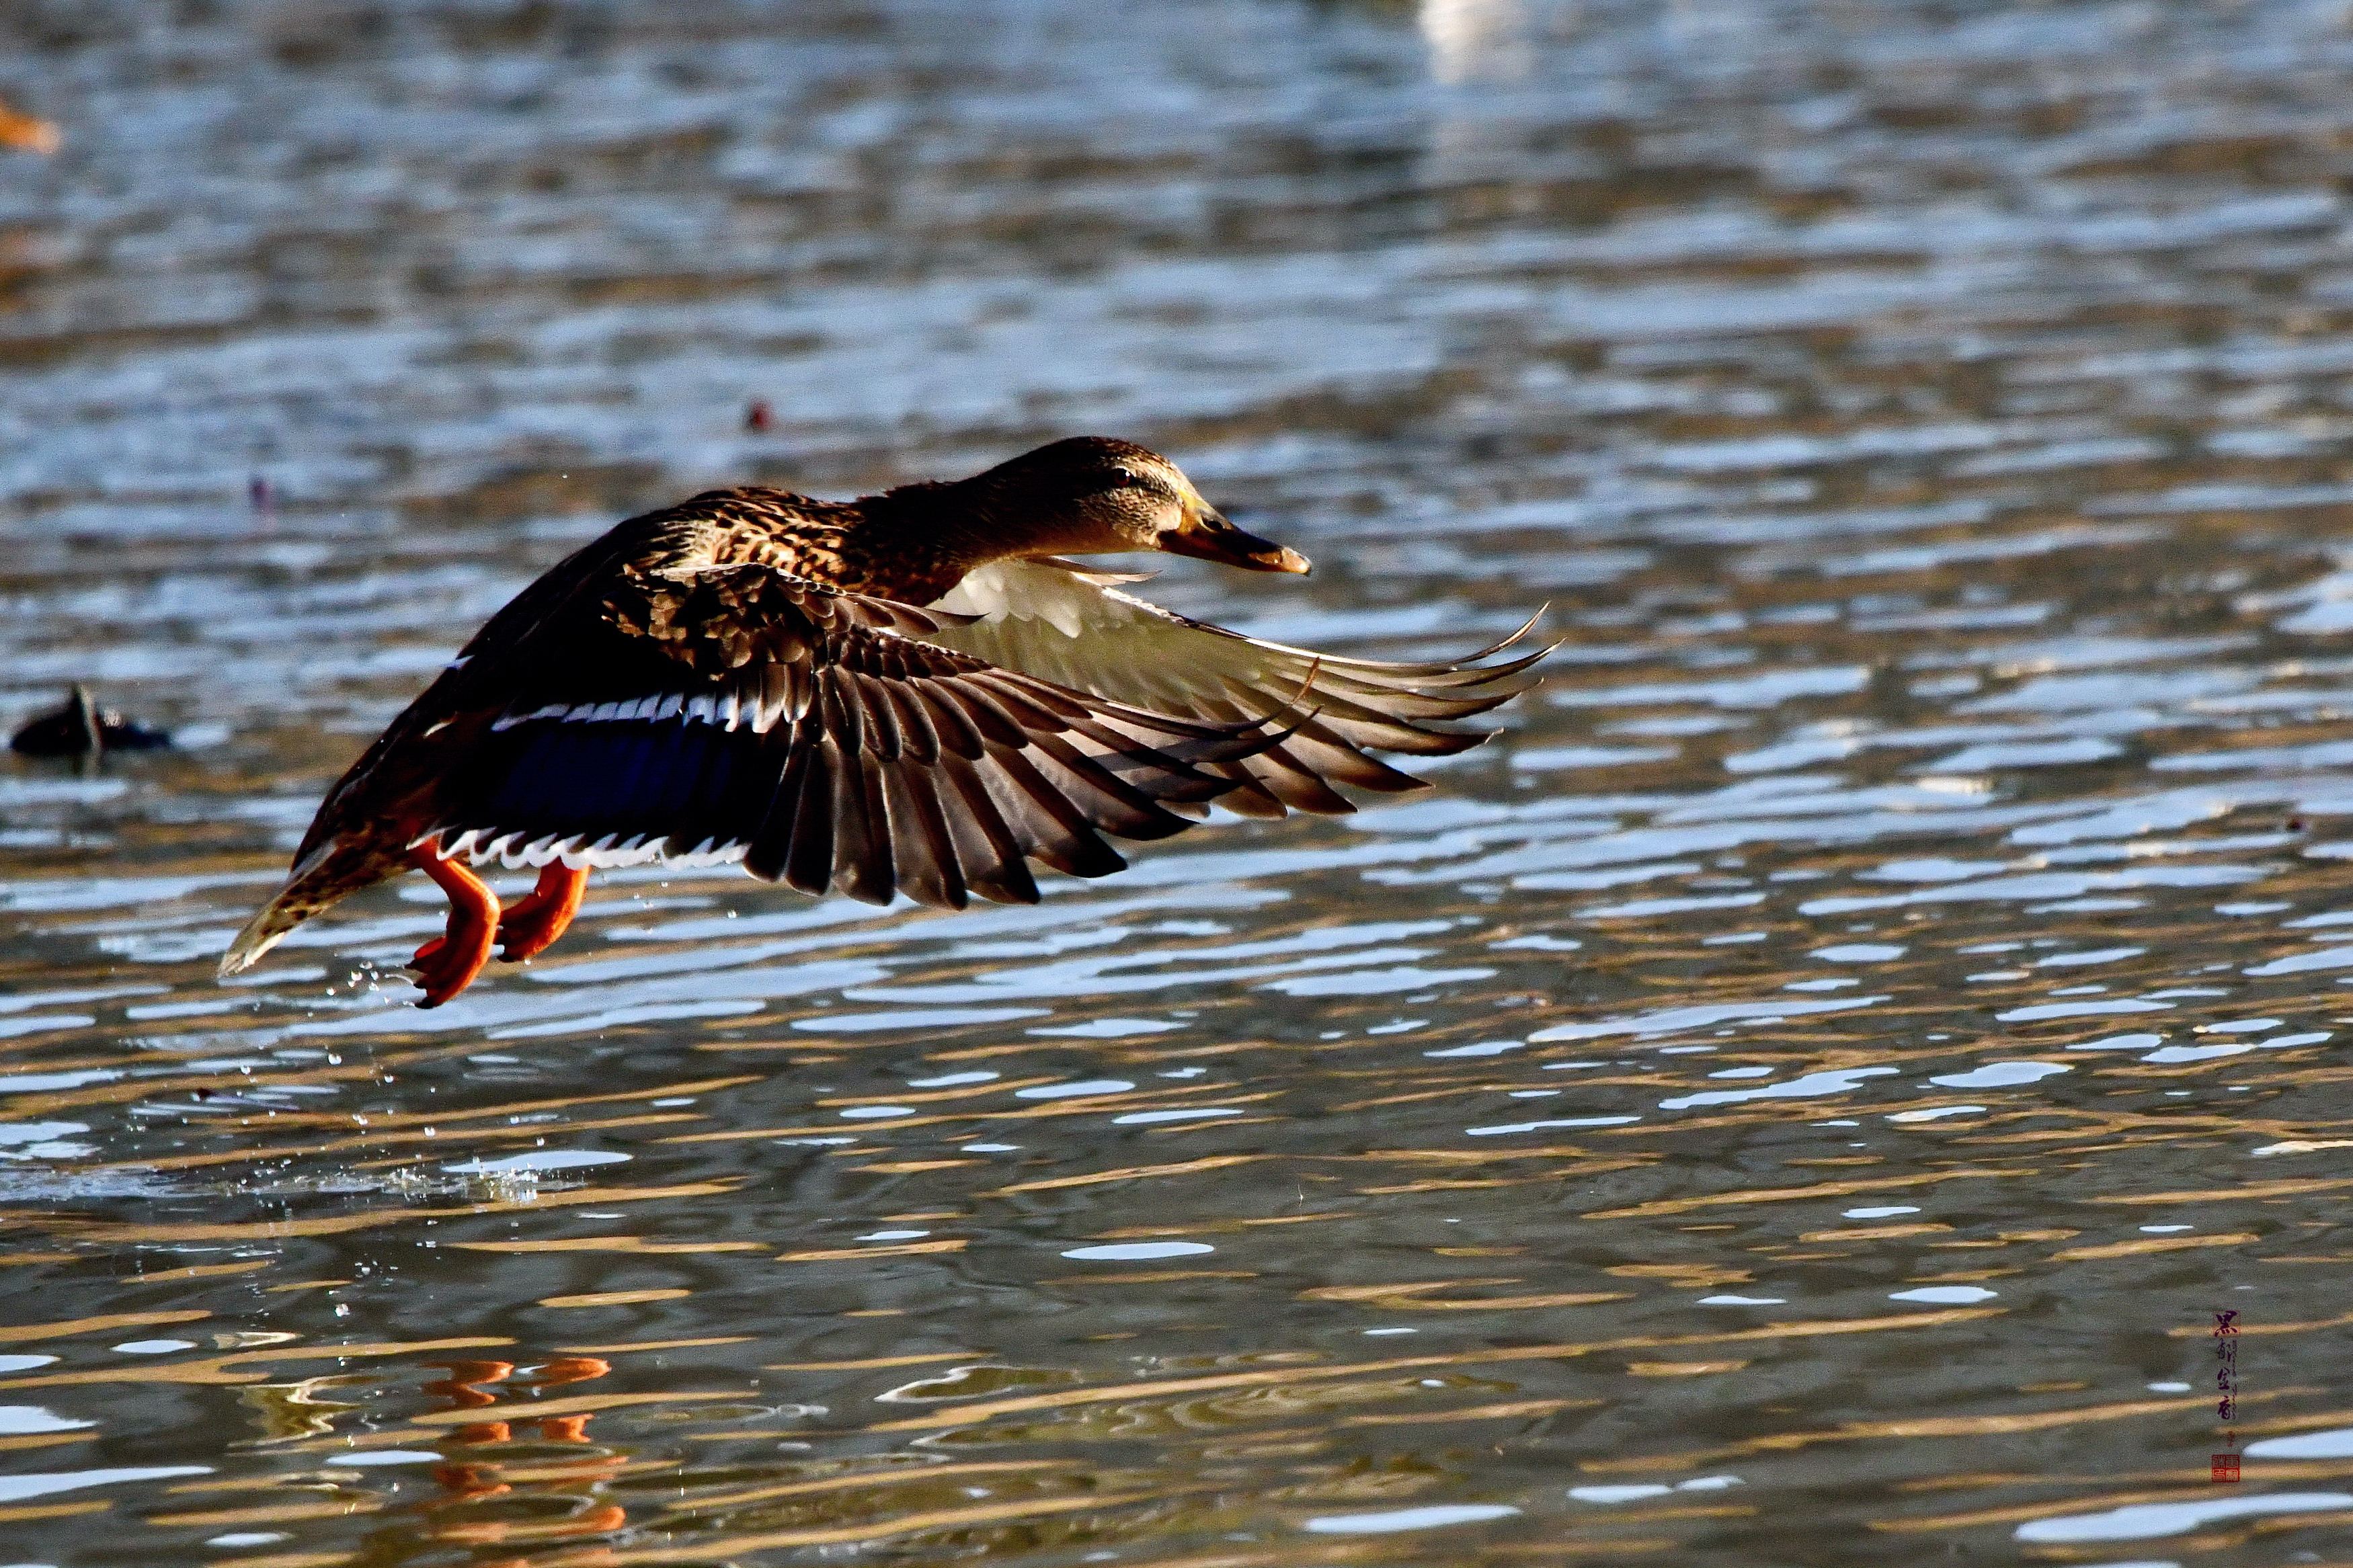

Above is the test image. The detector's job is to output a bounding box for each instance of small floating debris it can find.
[744,398,772,431]
[9,686,171,759]
[0,99,58,155]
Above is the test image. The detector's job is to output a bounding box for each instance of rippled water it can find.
[12,0,2353,1563]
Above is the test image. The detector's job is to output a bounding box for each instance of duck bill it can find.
[1162,512,1312,574]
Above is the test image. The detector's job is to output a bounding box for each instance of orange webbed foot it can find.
[407,846,499,1007]
[496,862,588,963]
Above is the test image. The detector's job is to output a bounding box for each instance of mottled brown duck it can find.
[218,438,1548,1006]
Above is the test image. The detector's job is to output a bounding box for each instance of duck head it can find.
[975,436,1312,574]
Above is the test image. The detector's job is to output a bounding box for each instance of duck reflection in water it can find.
[219,438,1548,1005]
[413,1355,627,1555]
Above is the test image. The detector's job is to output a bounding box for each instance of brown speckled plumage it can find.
[220,438,1546,1005]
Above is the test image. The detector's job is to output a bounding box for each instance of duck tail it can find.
[217,835,392,979]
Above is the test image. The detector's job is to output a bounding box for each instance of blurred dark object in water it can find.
[744,399,772,432]
[0,99,58,155]
[249,474,275,518]
[10,686,171,758]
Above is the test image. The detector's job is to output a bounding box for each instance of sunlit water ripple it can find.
[8,0,2353,1562]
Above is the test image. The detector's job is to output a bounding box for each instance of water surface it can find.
[7,1,2353,1563]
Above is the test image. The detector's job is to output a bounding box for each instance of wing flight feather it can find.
[923,559,1547,816]
[422,559,1283,907]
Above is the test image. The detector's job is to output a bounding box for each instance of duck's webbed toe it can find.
[496,862,590,963]
[408,847,502,1007]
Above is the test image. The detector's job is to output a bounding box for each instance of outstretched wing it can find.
[422,562,1281,909]
[922,559,1547,817]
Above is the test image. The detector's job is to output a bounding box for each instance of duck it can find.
[218,438,1548,1006]
[10,685,172,759]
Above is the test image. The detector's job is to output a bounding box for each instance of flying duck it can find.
[218,438,1547,1005]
